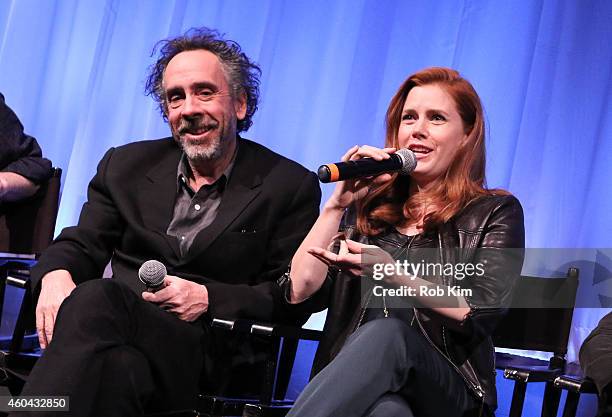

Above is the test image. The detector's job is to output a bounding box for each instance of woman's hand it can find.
[325,145,397,210]
[307,238,394,277]
[288,145,395,303]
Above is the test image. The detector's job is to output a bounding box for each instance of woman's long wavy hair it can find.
[356,67,506,235]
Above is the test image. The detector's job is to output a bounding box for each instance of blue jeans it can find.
[288,318,482,417]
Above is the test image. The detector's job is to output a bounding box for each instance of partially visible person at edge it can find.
[0,93,52,203]
[284,67,525,417]
[580,311,612,417]
[15,27,320,416]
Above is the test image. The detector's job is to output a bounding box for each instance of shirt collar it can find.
[176,140,239,194]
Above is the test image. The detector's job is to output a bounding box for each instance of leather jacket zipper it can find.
[435,234,486,404]
[413,308,485,400]
[354,292,372,331]
[441,324,484,399]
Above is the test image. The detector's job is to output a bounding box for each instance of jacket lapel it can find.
[181,141,262,264]
[139,142,182,258]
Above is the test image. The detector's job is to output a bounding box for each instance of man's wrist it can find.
[41,270,73,287]
[0,174,7,199]
[200,284,209,309]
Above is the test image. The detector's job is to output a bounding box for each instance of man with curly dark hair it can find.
[17,28,320,416]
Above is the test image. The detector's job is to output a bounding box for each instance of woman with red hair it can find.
[285,67,525,417]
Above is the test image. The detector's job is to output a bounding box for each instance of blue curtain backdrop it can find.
[1,0,611,415]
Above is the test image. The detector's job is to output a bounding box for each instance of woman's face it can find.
[397,84,468,188]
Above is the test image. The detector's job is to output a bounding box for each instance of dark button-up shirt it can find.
[167,148,237,256]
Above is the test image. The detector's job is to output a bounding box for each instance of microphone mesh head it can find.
[138,260,167,287]
[396,148,417,175]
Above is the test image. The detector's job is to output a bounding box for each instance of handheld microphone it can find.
[138,260,167,292]
[317,148,417,183]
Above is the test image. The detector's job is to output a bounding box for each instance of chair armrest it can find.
[5,272,30,289]
[554,372,597,394]
[0,269,35,354]
[504,366,563,383]
[554,375,583,392]
[0,253,36,262]
[211,318,322,341]
[0,257,36,275]
[496,352,566,383]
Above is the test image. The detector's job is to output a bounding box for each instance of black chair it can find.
[195,318,322,417]
[0,271,40,396]
[197,269,581,417]
[493,267,580,417]
[0,167,62,257]
[553,363,599,417]
[0,168,62,393]
[134,318,321,417]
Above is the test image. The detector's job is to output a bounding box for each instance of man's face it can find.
[163,50,247,162]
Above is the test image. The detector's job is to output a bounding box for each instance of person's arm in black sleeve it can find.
[31,147,125,291]
[30,147,124,347]
[204,171,321,325]
[450,195,526,343]
[0,93,52,202]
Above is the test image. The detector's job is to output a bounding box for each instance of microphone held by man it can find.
[138,259,168,292]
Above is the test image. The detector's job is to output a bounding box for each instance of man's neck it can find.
[187,139,236,191]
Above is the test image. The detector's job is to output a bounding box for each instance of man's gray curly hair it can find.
[145,27,261,133]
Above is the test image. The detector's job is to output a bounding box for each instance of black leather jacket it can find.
[290,194,524,413]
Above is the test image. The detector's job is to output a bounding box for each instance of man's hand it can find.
[141,276,209,322]
[0,172,39,202]
[36,270,76,349]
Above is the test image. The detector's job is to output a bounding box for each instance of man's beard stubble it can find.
[173,117,226,162]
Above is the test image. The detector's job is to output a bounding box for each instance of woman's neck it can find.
[409,179,435,195]
[397,181,435,236]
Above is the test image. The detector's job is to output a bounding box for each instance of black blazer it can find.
[0,92,52,183]
[32,137,321,324]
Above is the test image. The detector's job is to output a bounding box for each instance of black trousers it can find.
[287,318,482,417]
[14,279,206,416]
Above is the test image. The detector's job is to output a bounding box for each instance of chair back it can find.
[0,168,61,256]
[493,267,579,361]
